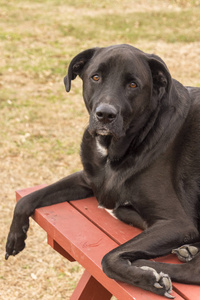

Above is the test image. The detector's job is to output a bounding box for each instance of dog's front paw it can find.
[5,220,29,260]
[140,266,174,299]
[172,244,199,262]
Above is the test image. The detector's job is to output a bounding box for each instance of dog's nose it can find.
[96,104,117,123]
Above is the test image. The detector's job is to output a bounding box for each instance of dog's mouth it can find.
[89,123,125,140]
[89,127,117,139]
[96,128,112,136]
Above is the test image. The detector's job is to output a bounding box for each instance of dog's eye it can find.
[92,75,100,81]
[129,82,137,88]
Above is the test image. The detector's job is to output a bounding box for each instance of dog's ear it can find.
[147,54,172,98]
[64,48,98,92]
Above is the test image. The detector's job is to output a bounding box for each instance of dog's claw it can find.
[22,224,29,233]
[5,253,9,260]
[154,282,163,289]
[164,292,175,299]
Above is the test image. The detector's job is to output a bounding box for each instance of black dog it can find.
[6,44,200,298]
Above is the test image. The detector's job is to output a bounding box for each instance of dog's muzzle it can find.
[95,104,118,124]
[89,103,125,139]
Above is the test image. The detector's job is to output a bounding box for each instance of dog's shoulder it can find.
[176,86,200,161]
[186,86,200,122]
[186,86,200,99]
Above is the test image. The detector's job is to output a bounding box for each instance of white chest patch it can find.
[98,205,117,219]
[104,208,117,219]
[96,139,108,157]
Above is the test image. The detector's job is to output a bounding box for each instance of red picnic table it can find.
[16,185,200,300]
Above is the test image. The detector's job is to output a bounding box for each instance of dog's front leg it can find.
[5,171,93,259]
[102,219,199,298]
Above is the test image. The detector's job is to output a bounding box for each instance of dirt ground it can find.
[1,0,200,299]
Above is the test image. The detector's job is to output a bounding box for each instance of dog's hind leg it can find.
[172,241,200,262]
[102,219,199,298]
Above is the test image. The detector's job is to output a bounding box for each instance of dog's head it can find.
[64,45,171,140]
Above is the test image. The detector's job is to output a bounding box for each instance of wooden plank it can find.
[47,235,75,262]
[72,197,200,299]
[173,283,200,300]
[16,187,184,299]
[33,203,178,300]
[70,197,142,243]
[70,269,112,300]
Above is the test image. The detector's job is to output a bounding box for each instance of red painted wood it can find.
[33,203,166,300]
[47,235,75,262]
[70,269,112,300]
[71,197,200,299]
[70,198,184,264]
[15,187,186,299]
[71,197,142,244]
[173,283,200,300]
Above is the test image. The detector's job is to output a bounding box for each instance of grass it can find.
[90,10,200,43]
[1,0,200,299]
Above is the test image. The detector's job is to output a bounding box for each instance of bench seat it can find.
[16,185,200,300]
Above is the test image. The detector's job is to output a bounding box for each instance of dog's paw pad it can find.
[140,266,174,298]
[172,244,199,262]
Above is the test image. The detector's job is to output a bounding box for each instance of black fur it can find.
[6,45,200,298]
